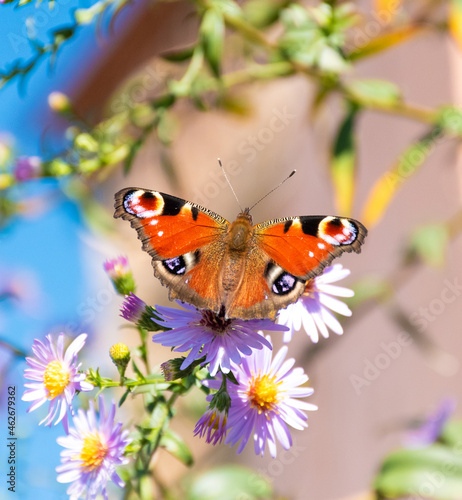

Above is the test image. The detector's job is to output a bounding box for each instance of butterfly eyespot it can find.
[124,190,165,218]
[319,216,357,246]
[162,256,186,275]
[272,272,298,295]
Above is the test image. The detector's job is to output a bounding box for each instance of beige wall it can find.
[76,3,462,498]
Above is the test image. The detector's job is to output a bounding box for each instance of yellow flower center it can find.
[207,410,226,430]
[113,263,125,277]
[247,373,280,413]
[79,433,108,472]
[43,360,70,399]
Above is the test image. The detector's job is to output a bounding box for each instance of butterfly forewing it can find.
[114,188,229,311]
[254,215,367,280]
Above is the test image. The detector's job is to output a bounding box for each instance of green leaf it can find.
[162,46,195,62]
[407,223,449,268]
[132,360,146,382]
[243,0,286,28]
[185,465,273,500]
[200,9,225,78]
[348,25,422,61]
[374,445,462,499]
[361,126,442,227]
[123,138,143,175]
[102,143,130,165]
[441,421,462,447]
[437,105,462,136]
[75,133,99,152]
[119,388,131,407]
[346,78,402,108]
[330,103,359,215]
[160,428,193,466]
[74,2,105,25]
[156,110,178,146]
[347,276,392,308]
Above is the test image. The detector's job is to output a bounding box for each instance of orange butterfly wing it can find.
[254,215,367,279]
[115,188,367,320]
[114,188,229,311]
[226,215,367,319]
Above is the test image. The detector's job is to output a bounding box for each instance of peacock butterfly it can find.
[114,188,367,320]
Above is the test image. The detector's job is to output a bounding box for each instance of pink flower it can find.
[225,336,317,457]
[22,333,93,433]
[13,156,42,181]
[56,396,131,499]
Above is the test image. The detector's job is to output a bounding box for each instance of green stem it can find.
[89,373,175,389]
[138,326,151,373]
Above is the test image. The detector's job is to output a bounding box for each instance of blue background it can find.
[0,1,132,498]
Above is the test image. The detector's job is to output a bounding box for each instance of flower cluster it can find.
[120,261,354,458]
[21,254,356,498]
[22,332,130,499]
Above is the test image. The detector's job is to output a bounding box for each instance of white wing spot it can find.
[150,220,158,225]
[158,231,164,237]
[309,251,314,258]
[318,243,325,250]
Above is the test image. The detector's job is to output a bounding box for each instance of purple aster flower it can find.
[152,302,287,376]
[56,395,131,499]
[22,333,93,433]
[225,336,317,457]
[405,398,456,448]
[194,407,228,445]
[120,292,145,323]
[13,156,42,182]
[277,264,354,343]
[120,292,162,331]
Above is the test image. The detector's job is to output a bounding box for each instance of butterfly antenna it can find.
[218,158,243,212]
[248,169,296,212]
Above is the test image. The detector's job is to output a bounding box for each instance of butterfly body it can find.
[114,188,367,320]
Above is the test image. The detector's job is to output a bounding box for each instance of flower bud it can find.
[13,156,42,182]
[48,91,72,114]
[120,292,164,331]
[160,358,186,381]
[109,343,131,379]
[104,256,135,295]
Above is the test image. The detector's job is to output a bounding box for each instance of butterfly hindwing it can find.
[114,188,229,310]
[225,244,306,319]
